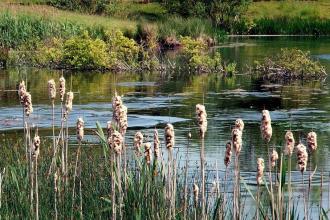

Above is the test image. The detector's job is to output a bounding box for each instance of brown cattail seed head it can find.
[23,92,33,117]
[48,79,56,100]
[144,142,152,165]
[111,130,123,155]
[59,76,66,102]
[235,119,244,132]
[18,81,26,104]
[307,131,317,152]
[296,144,308,173]
[76,118,84,141]
[107,121,115,140]
[119,105,128,135]
[64,91,74,120]
[32,135,40,160]
[165,123,175,150]
[112,93,122,122]
[257,158,264,185]
[193,184,199,206]
[224,141,232,167]
[154,129,160,158]
[284,131,295,156]
[260,110,272,142]
[270,149,278,168]
[196,104,207,138]
[232,128,242,155]
[134,131,144,155]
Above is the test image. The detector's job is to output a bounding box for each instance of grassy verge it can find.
[236,0,330,35]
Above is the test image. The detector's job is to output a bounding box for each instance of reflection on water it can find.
[0,37,330,216]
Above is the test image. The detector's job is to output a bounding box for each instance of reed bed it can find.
[0,79,328,220]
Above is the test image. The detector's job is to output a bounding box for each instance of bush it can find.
[180,36,223,73]
[62,32,109,69]
[106,30,140,68]
[253,48,327,81]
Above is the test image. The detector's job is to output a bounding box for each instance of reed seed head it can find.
[23,92,33,117]
[296,144,308,173]
[165,123,175,150]
[235,118,244,132]
[193,183,199,206]
[232,128,242,155]
[260,110,272,142]
[48,79,56,100]
[257,158,264,185]
[111,130,123,155]
[32,135,40,160]
[270,149,278,168]
[18,80,26,104]
[144,142,152,165]
[224,141,232,167]
[307,131,317,152]
[196,104,207,138]
[106,121,115,140]
[64,91,74,120]
[134,131,144,155]
[284,131,295,156]
[154,129,160,158]
[59,76,66,102]
[76,118,84,142]
[119,104,128,135]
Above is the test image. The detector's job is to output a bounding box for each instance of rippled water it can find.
[0,37,330,217]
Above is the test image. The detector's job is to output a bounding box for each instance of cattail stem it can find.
[222,166,228,219]
[200,138,205,220]
[71,143,81,220]
[288,156,292,219]
[54,172,58,220]
[111,152,116,220]
[183,135,190,220]
[302,172,307,220]
[35,156,39,220]
[319,170,323,220]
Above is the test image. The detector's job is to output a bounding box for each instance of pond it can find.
[0,36,330,218]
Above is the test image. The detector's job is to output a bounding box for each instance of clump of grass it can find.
[253,48,327,81]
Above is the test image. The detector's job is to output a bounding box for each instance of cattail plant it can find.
[59,76,66,102]
[307,131,317,153]
[235,118,244,132]
[18,80,26,104]
[232,126,242,219]
[297,144,308,173]
[270,149,278,168]
[72,118,84,219]
[23,92,33,117]
[260,110,272,142]
[256,158,264,185]
[193,183,199,207]
[196,104,207,218]
[164,124,175,150]
[232,128,242,155]
[153,129,160,159]
[134,132,143,155]
[64,92,74,121]
[223,141,232,218]
[285,130,295,218]
[144,142,152,165]
[196,104,207,138]
[48,79,56,153]
[296,143,308,218]
[112,131,123,155]
[164,123,175,219]
[284,131,295,156]
[32,134,40,220]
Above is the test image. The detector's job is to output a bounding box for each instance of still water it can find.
[0,37,330,217]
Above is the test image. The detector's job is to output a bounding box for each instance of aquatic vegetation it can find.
[253,48,327,81]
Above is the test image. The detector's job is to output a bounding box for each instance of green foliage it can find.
[0,12,107,49]
[62,32,109,69]
[180,36,224,73]
[162,0,250,31]
[106,30,140,68]
[254,48,327,81]
[48,0,111,14]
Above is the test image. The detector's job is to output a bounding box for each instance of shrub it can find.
[253,48,327,81]
[62,32,109,69]
[106,30,140,68]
